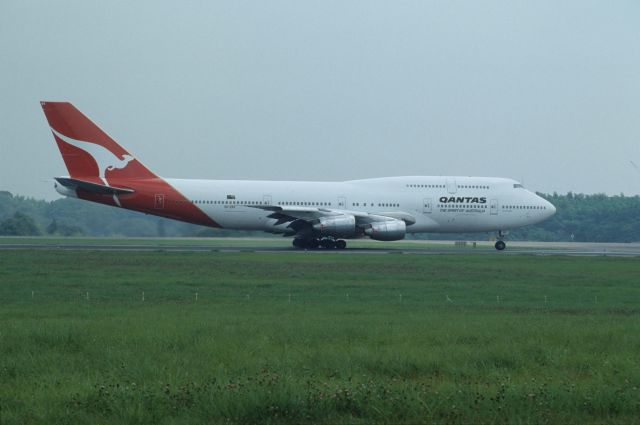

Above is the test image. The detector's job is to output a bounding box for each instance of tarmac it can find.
[2,240,640,257]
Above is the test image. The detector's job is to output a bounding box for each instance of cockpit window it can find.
[513,184,524,188]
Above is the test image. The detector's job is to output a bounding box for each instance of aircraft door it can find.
[337,196,347,208]
[446,178,457,194]
[154,194,165,209]
[423,198,433,214]
[490,199,498,215]
[263,195,272,206]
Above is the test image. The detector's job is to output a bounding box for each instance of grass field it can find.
[0,250,639,424]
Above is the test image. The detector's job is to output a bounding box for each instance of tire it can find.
[336,240,347,249]
[308,239,320,249]
[321,239,336,249]
[292,238,306,249]
[495,240,506,251]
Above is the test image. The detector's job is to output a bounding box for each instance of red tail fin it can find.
[42,101,220,228]
[41,102,156,184]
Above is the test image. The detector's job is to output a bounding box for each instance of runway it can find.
[2,239,640,257]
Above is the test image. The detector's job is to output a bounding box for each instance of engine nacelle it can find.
[312,215,356,238]
[364,220,406,241]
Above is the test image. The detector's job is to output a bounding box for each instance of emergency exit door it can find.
[423,198,433,213]
[490,199,498,215]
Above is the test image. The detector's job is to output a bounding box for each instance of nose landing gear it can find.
[494,230,509,251]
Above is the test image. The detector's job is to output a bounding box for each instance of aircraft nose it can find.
[545,200,556,217]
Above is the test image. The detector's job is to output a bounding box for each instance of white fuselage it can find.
[163,175,555,235]
[44,102,557,246]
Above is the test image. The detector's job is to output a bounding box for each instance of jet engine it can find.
[364,220,406,241]
[312,215,356,238]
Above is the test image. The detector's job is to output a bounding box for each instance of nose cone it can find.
[544,199,556,218]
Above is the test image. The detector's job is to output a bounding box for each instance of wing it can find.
[248,205,415,235]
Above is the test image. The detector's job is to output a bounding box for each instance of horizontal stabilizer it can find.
[55,177,135,195]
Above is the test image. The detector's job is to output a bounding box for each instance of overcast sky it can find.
[1,1,639,200]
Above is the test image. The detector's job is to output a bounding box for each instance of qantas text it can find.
[439,197,487,204]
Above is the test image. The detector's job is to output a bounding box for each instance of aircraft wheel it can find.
[293,238,307,249]
[495,240,506,251]
[336,240,347,249]
[321,239,336,249]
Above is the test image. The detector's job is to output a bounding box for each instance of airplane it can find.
[41,101,556,250]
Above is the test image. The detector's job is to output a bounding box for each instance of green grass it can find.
[0,250,639,424]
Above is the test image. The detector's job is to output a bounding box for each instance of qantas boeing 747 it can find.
[42,101,555,250]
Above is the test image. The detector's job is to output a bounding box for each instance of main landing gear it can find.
[494,230,508,251]
[292,237,347,250]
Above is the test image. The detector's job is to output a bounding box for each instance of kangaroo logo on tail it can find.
[51,128,134,184]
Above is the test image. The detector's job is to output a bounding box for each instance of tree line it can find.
[0,190,639,242]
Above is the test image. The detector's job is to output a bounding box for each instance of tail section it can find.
[41,102,156,185]
[42,101,220,228]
